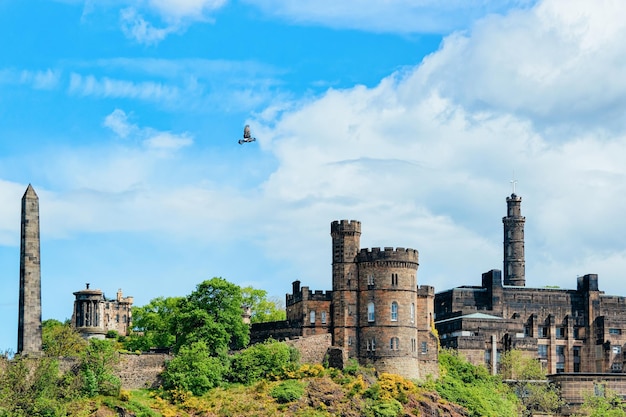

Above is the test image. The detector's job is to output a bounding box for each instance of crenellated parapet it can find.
[356,247,419,265]
[331,219,361,234]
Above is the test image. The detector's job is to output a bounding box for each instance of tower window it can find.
[410,303,415,323]
[367,274,375,287]
[321,311,327,324]
[310,311,316,324]
[391,302,398,322]
[391,273,398,286]
[367,302,375,322]
[390,337,399,350]
[421,341,428,354]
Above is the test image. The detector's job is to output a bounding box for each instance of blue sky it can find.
[3,0,626,352]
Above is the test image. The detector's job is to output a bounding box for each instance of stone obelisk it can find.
[18,184,42,354]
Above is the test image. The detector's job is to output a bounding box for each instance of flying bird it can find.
[238,125,256,145]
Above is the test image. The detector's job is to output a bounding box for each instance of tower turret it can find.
[502,193,525,286]
[330,220,361,356]
[18,184,42,354]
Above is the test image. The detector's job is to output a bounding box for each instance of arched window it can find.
[391,302,398,321]
[310,310,316,324]
[390,337,399,350]
[410,303,415,323]
[367,302,375,322]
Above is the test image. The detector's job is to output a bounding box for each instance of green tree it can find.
[42,319,87,357]
[241,287,287,324]
[0,355,65,416]
[161,341,228,396]
[80,339,121,397]
[575,389,626,417]
[125,296,183,351]
[500,349,562,416]
[173,278,249,352]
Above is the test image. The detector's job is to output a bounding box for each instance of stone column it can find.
[17,184,42,355]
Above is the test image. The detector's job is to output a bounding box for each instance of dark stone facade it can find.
[435,193,626,376]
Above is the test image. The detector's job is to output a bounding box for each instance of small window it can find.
[310,311,316,324]
[556,327,566,339]
[391,273,398,286]
[539,326,549,338]
[390,337,399,350]
[321,311,327,324]
[410,303,415,323]
[391,302,398,322]
[538,345,548,359]
[421,341,428,354]
[348,336,353,346]
[613,345,622,355]
[411,338,416,352]
[610,328,622,335]
[367,302,375,322]
[367,339,376,351]
[367,274,375,286]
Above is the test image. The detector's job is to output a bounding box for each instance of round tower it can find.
[356,247,421,379]
[330,220,361,356]
[503,193,526,286]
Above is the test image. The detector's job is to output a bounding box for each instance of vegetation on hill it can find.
[2,277,624,416]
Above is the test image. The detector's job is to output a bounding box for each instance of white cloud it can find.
[120,7,177,45]
[148,0,226,21]
[103,108,194,152]
[103,108,135,138]
[19,69,61,90]
[68,73,180,102]
[417,0,626,131]
[243,0,536,33]
[143,131,193,151]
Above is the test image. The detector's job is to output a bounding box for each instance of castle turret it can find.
[330,220,361,356]
[18,184,42,355]
[356,247,422,378]
[503,193,525,286]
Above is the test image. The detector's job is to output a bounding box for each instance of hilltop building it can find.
[71,284,134,339]
[251,220,439,379]
[435,193,626,375]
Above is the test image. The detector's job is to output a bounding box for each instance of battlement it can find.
[331,219,361,233]
[356,247,419,263]
[286,285,333,306]
[418,285,435,296]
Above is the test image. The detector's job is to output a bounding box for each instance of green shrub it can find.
[270,380,305,403]
[161,341,227,396]
[435,349,519,417]
[229,339,299,384]
[369,399,403,417]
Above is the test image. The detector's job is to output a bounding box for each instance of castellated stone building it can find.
[251,220,439,380]
[71,284,133,339]
[435,193,626,375]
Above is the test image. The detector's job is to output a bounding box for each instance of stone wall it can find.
[116,353,171,389]
[549,373,626,415]
[284,333,332,364]
[57,352,170,390]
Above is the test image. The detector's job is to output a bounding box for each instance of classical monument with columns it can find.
[71,284,133,339]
